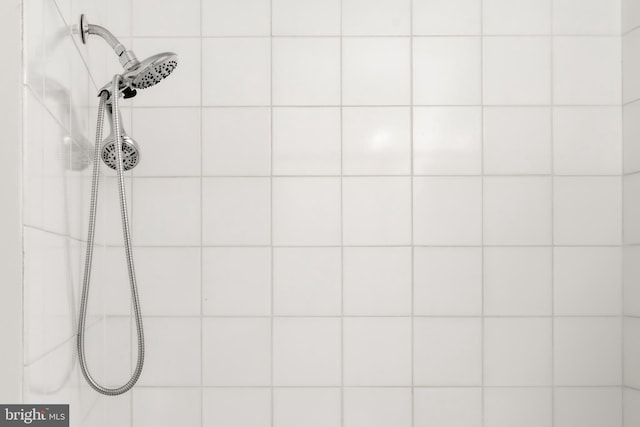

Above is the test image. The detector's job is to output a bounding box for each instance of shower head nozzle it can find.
[125,53,178,90]
[101,135,140,171]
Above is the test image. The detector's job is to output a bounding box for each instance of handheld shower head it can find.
[101,105,140,171]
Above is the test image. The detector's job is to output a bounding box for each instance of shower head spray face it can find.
[126,53,178,89]
[101,135,140,171]
[101,105,140,171]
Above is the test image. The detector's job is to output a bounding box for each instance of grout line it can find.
[621,1,626,422]
[128,173,625,179]
[479,1,485,425]
[104,314,626,319]
[269,2,275,425]
[409,0,415,423]
[550,9,556,424]
[130,103,627,108]
[130,33,624,39]
[128,384,627,389]
[339,1,345,425]
[199,0,204,425]
[112,243,628,249]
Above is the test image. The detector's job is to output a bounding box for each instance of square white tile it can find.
[343,107,411,175]
[626,174,640,244]
[273,318,341,386]
[625,389,640,427]
[554,317,622,386]
[344,388,412,427]
[202,0,271,36]
[414,388,483,427]
[623,30,640,103]
[483,177,552,245]
[625,318,640,388]
[203,388,271,427]
[202,248,271,316]
[483,107,552,174]
[202,107,271,176]
[554,37,621,105]
[273,248,342,316]
[272,0,341,35]
[624,102,640,173]
[273,38,340,106]
[132,38,201,107]
[483,37,551,105]
[413,107,482,174]
[202,178,271,245]
[137,317,201,386]
[132,108,201,176]
[135,247,201,316]
[555,387,622,427]
[554,177,622,245]
[272,107,341,175]
[483,0,551,34]
[553,107,622,175]
[342,38,411,105]
[414,177,482,245]
[343,317,411,386]
[343,177,412,245]
[484,318,552,386]
[553,0,621,35]
[133,388,201,427]
[273,177,341,246]
[274,388,341,427]
[203,318,271,386]
[554,247,622,316]
[132,178,201,246]
[624,246,640,316]
[342,0,411,35]
[484,247,552,316]
[412,0,481,35]
[484,388,552,427]
[343,247,412,315]
[414,318,482,386]
[413,37,481,105]
[132,0,200,36]
[202,38,270,106]
[414,247,482,316]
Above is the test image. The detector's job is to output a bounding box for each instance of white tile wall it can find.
[23,0,629,425]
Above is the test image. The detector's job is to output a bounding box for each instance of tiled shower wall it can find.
[122,0,624,426]
[624,0,640,424]
[24,0,628,426]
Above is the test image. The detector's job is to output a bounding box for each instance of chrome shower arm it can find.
[79,14,140,71]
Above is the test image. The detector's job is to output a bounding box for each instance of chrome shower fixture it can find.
[78,14,178,99]
[102,105,140,171]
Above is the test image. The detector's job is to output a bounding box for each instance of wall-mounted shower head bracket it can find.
[78,14,141,71]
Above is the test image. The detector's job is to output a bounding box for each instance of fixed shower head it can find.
[78,14,178,96]
[124,52,178,90]
[101,105,140,171]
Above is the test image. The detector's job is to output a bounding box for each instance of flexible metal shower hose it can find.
[77,75,144,395]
